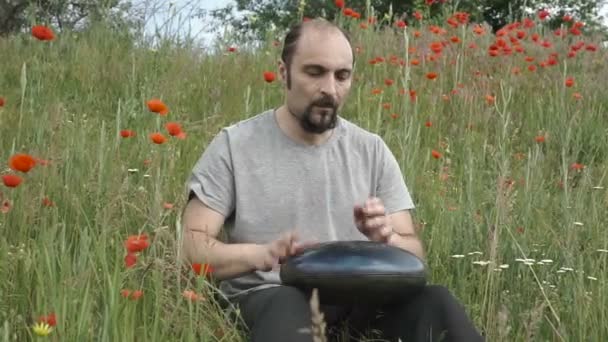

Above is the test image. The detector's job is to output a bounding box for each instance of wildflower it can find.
[1,200,11,214]
[125,234,149,253]
[131,290,143,300]
[41,197,54,207]
[192,263,214,276]
[32,322,53,336]
[120,130,136,138]
[9,153,36,173]
[146,99,169,115]
[2,174,22,188]
[263,71,276,83]
[538,9,550,20]
[165,122,182,136]
[334,0,344,8]
[535,135,545,143]
[31,25,54,41]
[121,289,143,300]
[485,95,495,105]
[426,72,438,80]
[0,97,5,106]
[570,163,584,171]
[183,289,204,301]
[125,252,137,268]
[565,77,574,87]
[37,313,57,327]
[150,132,167,144]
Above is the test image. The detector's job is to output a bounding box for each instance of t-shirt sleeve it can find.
[375,136,415,214]
[186,129,235,217]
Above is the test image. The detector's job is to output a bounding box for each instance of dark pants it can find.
[230,285,484,342]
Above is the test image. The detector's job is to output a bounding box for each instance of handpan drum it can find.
[279,240,427,306]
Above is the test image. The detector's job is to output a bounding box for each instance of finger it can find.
[294,240,320,253]
[366,216,386,230]
[354,205,365,221]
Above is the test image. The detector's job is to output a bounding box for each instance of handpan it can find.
[279,240,427,306]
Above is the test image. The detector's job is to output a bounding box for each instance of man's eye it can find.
[337,71,350,80]
[308,70,323,76]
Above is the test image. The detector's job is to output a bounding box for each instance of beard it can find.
[290,95,339,134]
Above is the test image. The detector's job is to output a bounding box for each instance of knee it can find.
[419,285,455,308]
[270,286,310,308]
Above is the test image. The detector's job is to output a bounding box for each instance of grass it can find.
[1,7,607,342]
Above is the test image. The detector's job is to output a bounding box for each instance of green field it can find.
[1,9,607,342]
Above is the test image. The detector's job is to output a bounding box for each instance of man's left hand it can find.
[354,197,394,243]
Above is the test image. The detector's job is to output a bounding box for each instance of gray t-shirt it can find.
[186,108,415,301]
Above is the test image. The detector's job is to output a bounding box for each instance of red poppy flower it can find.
[565,77,574,87]
[37,313,57,327]
[146,99,169,115]
[42,197,55,207]
[9,154,36,173]
[426,72,438,80]
[125,234,149,253]
[125,253,137,268]
[1,200,11,214]
[334,0,344,8]
[0,97,5,107]
[2,174,22,188]
[165,122,182,136]
[31,25,54,41]
[431,150,442,159]
[120,130,136,138]
[192,263,214,276]
[150,132,166,144]
[263,71,276,83]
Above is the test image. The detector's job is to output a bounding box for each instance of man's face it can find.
[280,28,354,134]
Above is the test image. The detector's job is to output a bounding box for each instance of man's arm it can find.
[180,197,263,281]
[386,209,425,261]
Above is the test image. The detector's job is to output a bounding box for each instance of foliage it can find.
[0,0,140,36]
[203,0,608,44]
[1,3,608,341]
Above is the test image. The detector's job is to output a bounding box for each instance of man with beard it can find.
[181,18,484,342]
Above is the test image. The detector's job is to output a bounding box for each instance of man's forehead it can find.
[293,28,353,69]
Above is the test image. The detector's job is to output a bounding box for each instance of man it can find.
[181,18,484,342]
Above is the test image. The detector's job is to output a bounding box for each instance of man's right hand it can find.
[250,231,319,272]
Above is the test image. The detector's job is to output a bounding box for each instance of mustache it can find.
[311,96,338,108]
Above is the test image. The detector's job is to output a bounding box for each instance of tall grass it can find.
[1,5,607,342]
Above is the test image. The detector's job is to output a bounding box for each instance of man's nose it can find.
[319,74,338,98]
